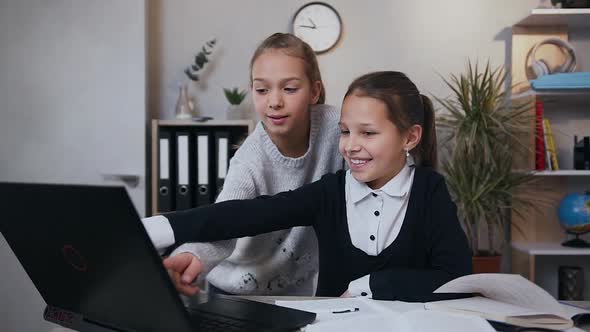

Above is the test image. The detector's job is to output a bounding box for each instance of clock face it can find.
[292,2,342,54]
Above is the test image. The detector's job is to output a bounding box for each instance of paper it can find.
[275,298,494,332]
[274,298,389,325]
[426,273,577,330]
[433,273,566,318]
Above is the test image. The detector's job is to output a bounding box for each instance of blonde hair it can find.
[249,33,325,104]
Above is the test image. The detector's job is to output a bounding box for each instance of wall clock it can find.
[292,2,342,54]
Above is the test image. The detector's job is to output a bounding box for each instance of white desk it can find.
[48,296,590,332]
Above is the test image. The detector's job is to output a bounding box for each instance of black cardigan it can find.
[167,167,472,301]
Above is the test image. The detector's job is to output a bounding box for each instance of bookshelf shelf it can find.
[512,242,590,256]
[512,89,590,106]
[533,170,590,176]
[516,8,590,27]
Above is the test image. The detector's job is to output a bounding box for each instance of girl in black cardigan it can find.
[159,71,472,301]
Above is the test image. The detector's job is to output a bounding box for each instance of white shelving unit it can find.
[510,9,590,296]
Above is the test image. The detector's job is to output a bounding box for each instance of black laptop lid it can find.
[0,183,193,331]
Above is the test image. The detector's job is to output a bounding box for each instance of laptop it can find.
[0,182,316,331]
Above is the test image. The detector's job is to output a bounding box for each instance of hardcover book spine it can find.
[535,100,546,170]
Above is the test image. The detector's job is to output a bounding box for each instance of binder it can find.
[195,130,212,206]
[157,129,173,212]
[215,131,230,197]
[175,131,192,210]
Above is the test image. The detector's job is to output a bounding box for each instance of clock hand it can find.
[298,24,316,29]
[307,17,317,28]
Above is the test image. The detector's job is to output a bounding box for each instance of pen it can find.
[331,307,360,314]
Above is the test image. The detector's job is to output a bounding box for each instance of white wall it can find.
[148,0,560,120]
[0,1,146,331]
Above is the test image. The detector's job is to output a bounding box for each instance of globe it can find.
[557,192,590,247]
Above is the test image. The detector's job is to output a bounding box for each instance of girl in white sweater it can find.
[144,33,343,296]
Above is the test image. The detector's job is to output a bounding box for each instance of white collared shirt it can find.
[345,164,415,298]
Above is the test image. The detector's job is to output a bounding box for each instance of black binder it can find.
[215,131,230,197]
[157,129,173,212]
[175,131,192,211]
[195,130,212,206]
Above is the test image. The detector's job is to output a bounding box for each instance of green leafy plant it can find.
[223,87,247,105]
[435,60,540,256]
[184,39,216,82]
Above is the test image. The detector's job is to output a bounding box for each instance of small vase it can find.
[175,83,192,120]
[226,104,245,120]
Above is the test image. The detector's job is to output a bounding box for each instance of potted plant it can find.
[223,87,248,120]
[435,61,538,273]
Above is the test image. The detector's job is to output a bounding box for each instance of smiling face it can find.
[339,94,419,189]
[251,50,321,139]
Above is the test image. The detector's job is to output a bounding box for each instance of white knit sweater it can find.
[171,104,343,295]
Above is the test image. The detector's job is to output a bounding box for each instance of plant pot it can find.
[472,255,502,274]
[226,104,246,120]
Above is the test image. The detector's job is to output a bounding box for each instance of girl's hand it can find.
[163,252,203,296]
[340,290,351,298]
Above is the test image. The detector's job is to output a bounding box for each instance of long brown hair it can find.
[249,33,325,104]
[344,71,437,169]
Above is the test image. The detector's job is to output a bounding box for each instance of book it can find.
[544,118,560,170]
[543,117,552,170]
[274,297,495,332]
[535,100,546,170]
[425,273,590,331]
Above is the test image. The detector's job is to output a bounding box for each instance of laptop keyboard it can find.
[190,311,268,332]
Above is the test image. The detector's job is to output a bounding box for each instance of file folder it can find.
[158,129,173,212]
[215,131,230,197]
[195,130,211,206]
[175,131,192,211]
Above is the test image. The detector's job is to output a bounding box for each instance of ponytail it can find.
[345,71,437,169]
[416,95,437,170]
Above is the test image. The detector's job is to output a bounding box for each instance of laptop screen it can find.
[0,183,193,331]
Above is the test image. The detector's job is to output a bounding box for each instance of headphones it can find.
[528,38,577,78]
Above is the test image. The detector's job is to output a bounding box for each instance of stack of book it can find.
[530,72,590,171]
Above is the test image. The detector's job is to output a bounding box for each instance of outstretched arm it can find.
[166,176,325,246]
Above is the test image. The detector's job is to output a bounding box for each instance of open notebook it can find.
[425,274,590,331]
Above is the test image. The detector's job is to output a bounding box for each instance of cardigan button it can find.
[374,211,380,216]
[361,292,368,296]
[371,193,378,197]
[370,235,375,241]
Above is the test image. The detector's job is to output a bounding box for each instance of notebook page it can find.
[433,273,567,318]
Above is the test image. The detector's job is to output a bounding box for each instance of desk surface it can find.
[49,296,590,332]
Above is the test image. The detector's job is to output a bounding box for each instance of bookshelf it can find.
[510,8,590,298]
[150,119,254,216]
